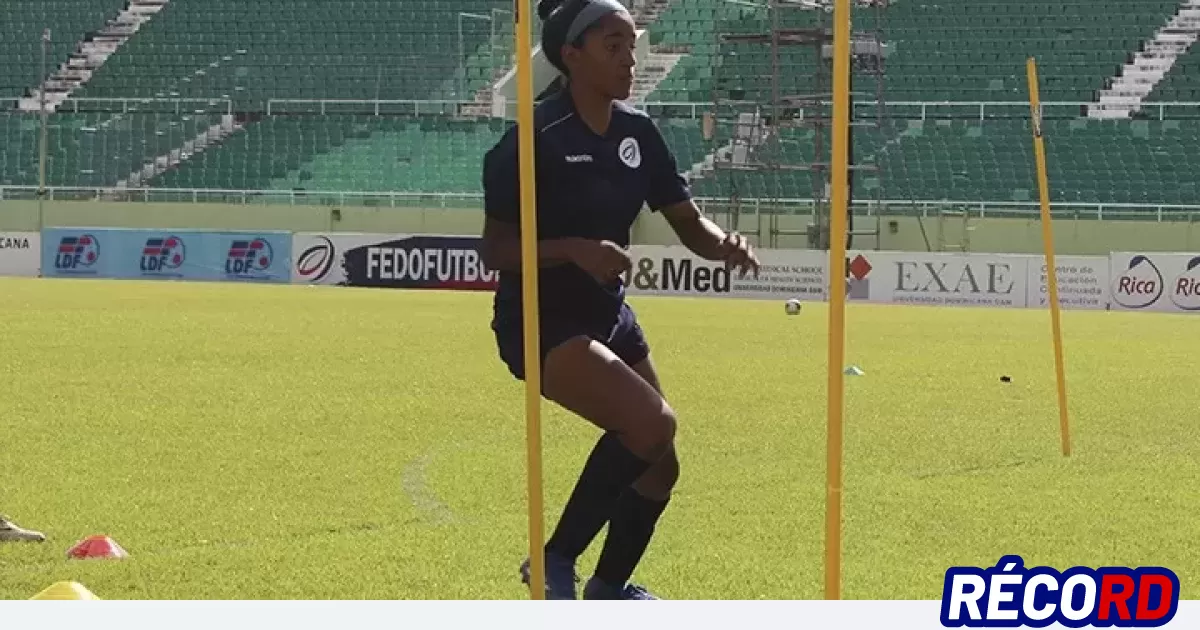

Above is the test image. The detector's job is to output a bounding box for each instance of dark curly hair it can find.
[537,0,624,77]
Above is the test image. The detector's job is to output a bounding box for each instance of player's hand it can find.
[572,240,633,284]
[717,231,760,279]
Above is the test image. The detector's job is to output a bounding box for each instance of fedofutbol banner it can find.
[292,233,497,290]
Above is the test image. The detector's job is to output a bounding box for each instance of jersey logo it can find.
[565,154,594,163]
[618,137,642,169]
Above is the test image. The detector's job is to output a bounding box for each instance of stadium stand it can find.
[155,114,509,193]
[1,111,224,188]
[1,0,1196,208]
[0,0,128,98]
[645,0,1183,103]
[1148,46,1200,102]
[73,0,511,106]
[856,118,1199,205]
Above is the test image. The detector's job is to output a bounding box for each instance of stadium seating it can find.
[692,117,1200,205]
[1,111,223,188]
[2,0,1197,209]
[1148,47,1200,103]
[155,114,510,194]
[646,0,1181,103]
[0,0,127,97]
[74,0,509,107]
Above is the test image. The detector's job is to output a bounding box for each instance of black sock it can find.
[593,489,670,587]
[545,432,655,561]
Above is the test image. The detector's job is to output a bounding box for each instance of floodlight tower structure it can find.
[704,0,890,251]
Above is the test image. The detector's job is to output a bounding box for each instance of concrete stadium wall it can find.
[1,200,1196,255]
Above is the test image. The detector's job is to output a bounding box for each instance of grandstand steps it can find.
[632,0,676,29]
[117,114,242,190]
[629,50,687,103]
[461,68,511,118]
[1088,0,1200,120]
[17,0,171,114]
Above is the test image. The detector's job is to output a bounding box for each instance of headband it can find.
[564,0,630,44]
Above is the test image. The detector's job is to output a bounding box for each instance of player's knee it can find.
[634,447,679,501]
[629,403,676,462]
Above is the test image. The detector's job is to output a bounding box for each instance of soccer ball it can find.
[784,299,802,315]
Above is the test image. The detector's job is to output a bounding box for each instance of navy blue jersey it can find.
[482,89,691,327]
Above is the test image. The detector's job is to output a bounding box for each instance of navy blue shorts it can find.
[492,302,650,382]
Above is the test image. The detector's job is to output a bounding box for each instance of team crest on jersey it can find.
[618,137,641,169]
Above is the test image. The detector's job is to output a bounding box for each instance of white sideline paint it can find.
[1088,0,1200,120]
[18,0,172,114]
[401,452,457,526]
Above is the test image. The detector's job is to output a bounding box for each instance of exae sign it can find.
[846,252,1027,307]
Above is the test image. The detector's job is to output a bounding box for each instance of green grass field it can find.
[1,277,1196,600]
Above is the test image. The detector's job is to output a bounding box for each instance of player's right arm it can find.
[478,135,629,281]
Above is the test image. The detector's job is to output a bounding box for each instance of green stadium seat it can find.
[0,0,128,97]
[2,0,1197,210]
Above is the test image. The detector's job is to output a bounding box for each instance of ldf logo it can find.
[55,234,100,271]
[1169,256,1200,311]
[225,238,274,276]
[140,236,186,273]
[941,555,1179,628]
[1113,255,1163,309]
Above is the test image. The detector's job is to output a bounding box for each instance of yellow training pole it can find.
[515,0,546,598]
[825,0,851,601]
[1025,58,1071,458]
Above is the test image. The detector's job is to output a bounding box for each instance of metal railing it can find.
[252,99,1200,120]
[23,97,236,115]
[641,100,1200,120]
[265,99,477,116]
[3,186,1197,221]
[692,197,1200,222]
[6,96,1199,120]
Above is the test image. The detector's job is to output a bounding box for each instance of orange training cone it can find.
[67,535,129,560]
[30,581,101,600]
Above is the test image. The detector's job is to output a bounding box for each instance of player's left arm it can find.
[660,200,759,277]
[642,119,759,277]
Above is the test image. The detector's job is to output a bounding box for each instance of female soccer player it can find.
[479,0,759,600]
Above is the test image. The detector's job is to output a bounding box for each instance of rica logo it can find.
[225,238,274,276]
[141,236,186,273]
[941,555,1179,628]
[296,236,335,282]
[1169,256,1200,311]
[1113,255,1163,309]
[55,234,100,270]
